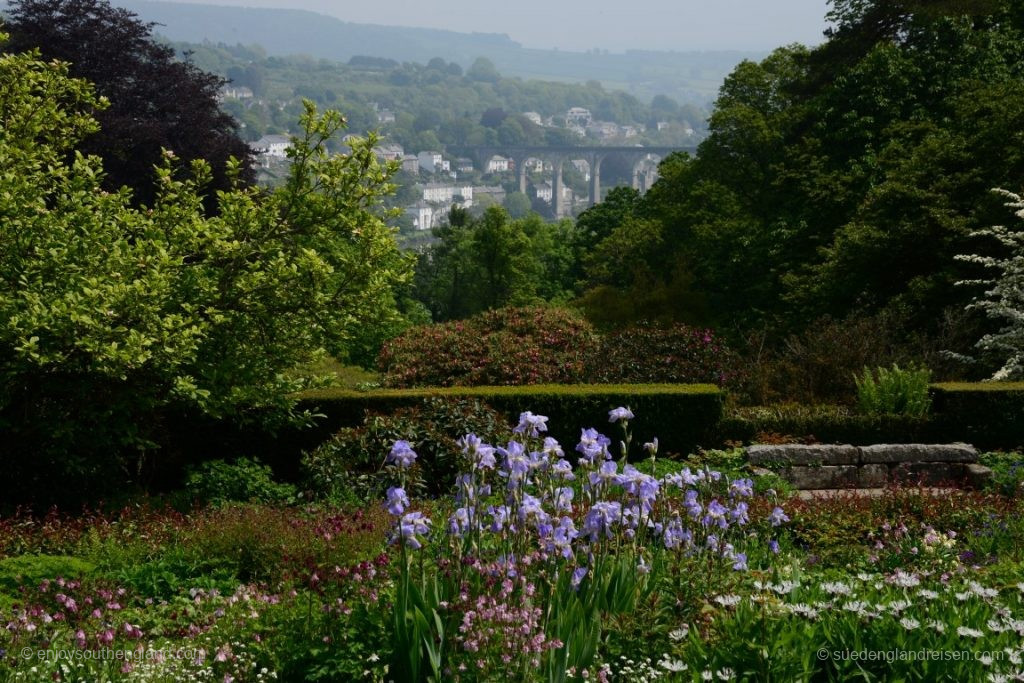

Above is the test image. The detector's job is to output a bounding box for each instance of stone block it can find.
[891,462,966,486]
[859,443,977,464]
[964,463,993,490]
[859,463,889,488]
[747,444,859,467]
[781,465,860,490]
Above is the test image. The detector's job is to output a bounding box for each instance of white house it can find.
[486,155,510,173]
[418,151,445,173]
[534,181,553,202]
[377,109,396,124]
[566,107,592,125]
[407,201,434,231]
[522,111,543,126]
[250,134,291,159]
[586,121,619,140]
[422,183,473,204]
[219,85,254,100]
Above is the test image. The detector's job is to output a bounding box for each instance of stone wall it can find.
[746,443,992,490]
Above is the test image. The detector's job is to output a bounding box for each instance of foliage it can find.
[0,555,96,595]
[0,40,411,504]
[184,457,296,506]
[578,0,1024,347]
[379,407,790,681]
[4,0,254,209]
[584,321,739,386]
[378,306,598,388]
[302,397,511,500]
[412,209,578,321]
[955,189,1024,379]
[719,403,933,446]
[978,451,1024,497]
[930,382,1024,450]
[298,383,725,462]
[855,363,933,416]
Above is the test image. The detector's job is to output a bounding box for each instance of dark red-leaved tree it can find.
[4,0,254,209]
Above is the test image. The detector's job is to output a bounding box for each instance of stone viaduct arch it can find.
[448,145,693,218]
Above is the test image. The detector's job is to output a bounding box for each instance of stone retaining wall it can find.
[746,443,992,490]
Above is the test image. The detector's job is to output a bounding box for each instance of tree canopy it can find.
[576,0,1024,339]
[0,37,411,499]
[4,0,255,208]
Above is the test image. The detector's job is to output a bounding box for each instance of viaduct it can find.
[447,145,695,218]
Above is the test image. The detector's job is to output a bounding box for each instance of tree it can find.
[0,39,411,502]
[4,0,254,210]
[467,56,501,83]
[955,189,1024,379]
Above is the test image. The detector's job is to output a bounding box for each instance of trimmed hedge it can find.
[718,405,933,446]
[297,384,724,459]
[930,383,1024,449]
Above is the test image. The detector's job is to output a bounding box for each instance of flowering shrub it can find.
[379,407,789,680]
[585,321,740,387]
[378,306,598,388]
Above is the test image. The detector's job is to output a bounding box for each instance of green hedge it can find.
[297,384,724,459]
[929,383,1024,449]
[718,404,933,445]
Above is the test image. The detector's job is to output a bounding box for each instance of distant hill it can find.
[103,0,758,104]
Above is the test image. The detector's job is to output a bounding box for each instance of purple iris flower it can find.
[385,486,409,516]
[387,440,417,468]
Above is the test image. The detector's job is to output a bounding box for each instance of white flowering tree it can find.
[955,189,1024,380]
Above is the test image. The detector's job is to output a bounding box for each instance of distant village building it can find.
[219,85,254,100]
[474,185,506,205]
[422,183,473,204]
[401,154,420,174]
[566,107,592,125]
[374,142,405,163]
[656,121,670,131]
[455,157,475,173]
[417,151,450,174]
[620,124,643,138]
[523,158,548,173]
[407,201,434,231]
[534,181,553,202]
[486,155,510,173]
[586,121,619,140]
[522,111,543,126]
[377,109,396,124]
[250,134,291,159]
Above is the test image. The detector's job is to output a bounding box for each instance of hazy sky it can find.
[156,0,832,52]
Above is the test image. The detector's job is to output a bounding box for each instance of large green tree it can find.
[587,0,1024,338]
[0,39,411,500]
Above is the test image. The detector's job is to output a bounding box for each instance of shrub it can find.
[719,403,933,445]
[377,306,598,387]
[930,382,1024,449]
[584,321,739,386]
[738,313,907,405]
[978,451,1024,497]
[185,457,296,506]
[855,363,932,416]
[299,384,724,463]
[302,397,511,499]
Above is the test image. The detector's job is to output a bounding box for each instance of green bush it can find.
[855,363,932,416]
[978,451,1024,497]
[584,321,740,386]
[302,397,511,499]
[930,382,1024,449]
[185,457,296,506]
[298,383,724,462]
[719,403,933,445]
[377,306,598,388]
